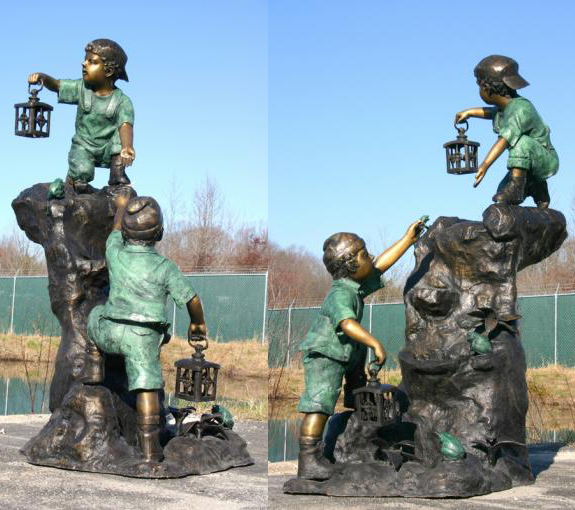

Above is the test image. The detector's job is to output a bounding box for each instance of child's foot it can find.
[492,172,526,205]
[108,165,131,186]
[297,437,335,480]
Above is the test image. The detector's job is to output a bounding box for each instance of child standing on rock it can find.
[29,39,135,193]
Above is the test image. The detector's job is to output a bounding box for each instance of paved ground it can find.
[0,414,267,510]
[269,444,575,509]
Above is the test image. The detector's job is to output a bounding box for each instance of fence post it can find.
[554,283,559,365]
[368,302,374,364]
[4,378,9,416]
[286,299,295,367]
[261,271,268,345]
[283,419,288,462]
[172,301,177,338]
[9,270,20,334]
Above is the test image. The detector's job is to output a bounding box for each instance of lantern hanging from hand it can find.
[174,335,220,403]
[443,121,480,175]
[14,83,53,138]
[353,363,401,427]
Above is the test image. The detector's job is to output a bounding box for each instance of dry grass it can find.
[270,362,575,443]
[0,334,267,421]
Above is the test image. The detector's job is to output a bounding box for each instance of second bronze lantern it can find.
[444,121,480,175]
[174,335,220,403]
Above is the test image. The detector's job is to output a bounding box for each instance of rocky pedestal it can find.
[13,183,253,477]
[284,204,566,498]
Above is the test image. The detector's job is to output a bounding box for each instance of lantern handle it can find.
[368,360,383,378]
[188,334,208,352]
[454,120,469,134]
[28,81,44,97]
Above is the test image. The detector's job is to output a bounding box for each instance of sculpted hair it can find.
[322,233,364,279]
[475,76,518,99]
[85,39,129,82]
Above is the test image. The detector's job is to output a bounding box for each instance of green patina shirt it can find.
[58,79,134,155]
[103,231,196,324]
[300,268,384,362]
[491,97,558,179]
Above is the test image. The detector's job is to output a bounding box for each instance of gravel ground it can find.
[0,414,267,510]
[268,443,575,509]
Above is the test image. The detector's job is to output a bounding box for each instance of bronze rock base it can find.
[21,384,253,478]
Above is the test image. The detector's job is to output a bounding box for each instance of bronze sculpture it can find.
[294,222,424,480]
[28,39,135,193]
[455,55,558,208]
[13,40,254,478]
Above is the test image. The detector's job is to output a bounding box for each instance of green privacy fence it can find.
[269,293,575,368]
[0,272,268,343]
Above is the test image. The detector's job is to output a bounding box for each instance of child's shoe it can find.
[492,171,526,205]
[297,437,334,480]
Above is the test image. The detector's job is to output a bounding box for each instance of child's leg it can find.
[297,353,346,479]
[108,154,131,186]
[136,389,163,462]
[493,168,526,205]
[67,143,96,192]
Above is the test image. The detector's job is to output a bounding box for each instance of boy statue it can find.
[28,38,135,193]
[86,193,207,463]
[296,221,423,480]
[455,55,558,208]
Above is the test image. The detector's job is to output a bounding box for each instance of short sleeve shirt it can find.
[299,268,385,362]
[58,79,134,154]
[103,231,196,323]
[491,97,553,150]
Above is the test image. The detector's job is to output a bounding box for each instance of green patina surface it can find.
[492,97,558,180]
[104,231,195,324]
[58,79,134,181]
[299,269,384,362]
[87,230,196,391]
[298,268,383,415]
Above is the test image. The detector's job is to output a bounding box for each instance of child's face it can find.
[82,51,109,87]
[349,241,374,282]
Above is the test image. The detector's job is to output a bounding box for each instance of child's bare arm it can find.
[112,193,130,230]
[119,123,136,167]
[28,73,59,92]
[374,220,423,272]
[473,137,509,188]
[455,108,494,124]
[340,319,386,365]
[187,295,207,338]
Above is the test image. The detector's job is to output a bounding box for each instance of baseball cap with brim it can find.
[474,55,529,90]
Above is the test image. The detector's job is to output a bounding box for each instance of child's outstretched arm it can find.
[187,295,207,338]
[112,193,130,230]
[455,108,494,124]
[28,73,59,92]
[373,220,424,273]
[339,319,386,365]
[473,137,509,188]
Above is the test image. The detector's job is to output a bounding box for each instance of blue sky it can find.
[1,1,267,233]
[269,0,575,257]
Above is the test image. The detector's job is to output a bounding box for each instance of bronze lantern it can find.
[14,84,53,138]
[353,364,401,427]
[443,121,480,175]
[174,335,220,403]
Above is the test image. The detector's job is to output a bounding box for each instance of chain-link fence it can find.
[0,272,268,343]
[269,292,575,368]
